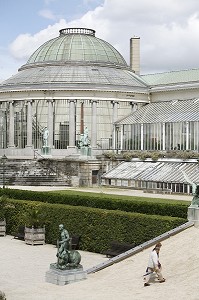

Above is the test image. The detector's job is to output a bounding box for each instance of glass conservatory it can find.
[114,99,199,152]
[101,159,199,194]
[0,28,148,158]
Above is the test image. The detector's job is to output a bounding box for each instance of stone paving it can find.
[5,185,192,201]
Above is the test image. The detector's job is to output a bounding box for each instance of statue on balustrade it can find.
[43,127,49,147]
[79,126,90,148]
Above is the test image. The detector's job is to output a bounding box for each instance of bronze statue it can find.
[191,185,199,206]
[79,126,90,148]
[55,224,81,270]
[43,127,49,147]
[57,224,70,253]
[182,171,199,206]
[83,126,89,146]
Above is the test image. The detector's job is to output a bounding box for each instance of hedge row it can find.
[4,198,186,254]
[0,188,189,219]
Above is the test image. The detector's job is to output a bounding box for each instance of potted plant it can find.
[24,207,46,245]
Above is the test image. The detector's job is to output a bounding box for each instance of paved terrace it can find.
[0,186,195,300]
[5,185,192,201]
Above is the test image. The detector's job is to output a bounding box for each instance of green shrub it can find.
[103,151,118,160]
[6,198,186,253]
[0,188,189,219]
[122,152,133,161]
[0,194,15,222]
[25,207,46,228]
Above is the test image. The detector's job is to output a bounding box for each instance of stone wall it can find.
[0,157,104,187]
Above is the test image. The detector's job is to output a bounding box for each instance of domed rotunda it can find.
[0,28,149,157]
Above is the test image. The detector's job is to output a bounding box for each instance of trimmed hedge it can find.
[4,198,186,254]
[0,188,189,219]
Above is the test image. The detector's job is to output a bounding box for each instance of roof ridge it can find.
[141,67,199,77]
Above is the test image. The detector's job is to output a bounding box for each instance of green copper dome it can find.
[2,27,148,93]
[26,28,128,68]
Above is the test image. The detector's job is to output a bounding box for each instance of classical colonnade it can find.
[4,98,139,151]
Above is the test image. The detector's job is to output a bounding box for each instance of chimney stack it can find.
[130,36,140,75]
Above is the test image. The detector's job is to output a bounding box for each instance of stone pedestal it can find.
[45,264,87,285]
[188,205,199,227]
[41,146,51,155]
[80,147,91,156]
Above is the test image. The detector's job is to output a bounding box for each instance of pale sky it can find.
[1,0,199,82]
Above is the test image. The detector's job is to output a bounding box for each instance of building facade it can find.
[0,28,149,158]
[1,27,199,191]
[115,98,199,152]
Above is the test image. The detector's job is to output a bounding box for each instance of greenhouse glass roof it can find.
[26,28,128,68]
[0,28,149,93]
[116,99,199,124]
[0,65,148,91]
[141,68,199,86]
[102,160,199,184]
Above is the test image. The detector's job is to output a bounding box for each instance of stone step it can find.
[0,159,70,186]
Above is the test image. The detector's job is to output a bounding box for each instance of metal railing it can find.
[33,150,70,184]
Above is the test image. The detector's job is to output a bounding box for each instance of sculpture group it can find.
[46,224,87,285]
[54,224,81,270]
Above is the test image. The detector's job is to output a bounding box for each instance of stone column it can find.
[112,101,119,122]
[69,100,76,147]
[113,126,116,150]
[141,123,144,150]
[112,101,119,149]
[26,100,33,147]
[114,126,120,152]
[47,99,54,148]
[8,101,15,147]
[186,121,189,150]
[120,125,124,150]
[162,122,165,151]
[91,100,97,148]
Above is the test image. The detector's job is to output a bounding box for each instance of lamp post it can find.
[1,154,7,189]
